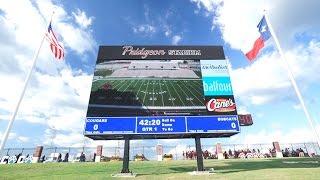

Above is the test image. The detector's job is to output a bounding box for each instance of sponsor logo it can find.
[203,81,232,93]
[202,77,233,96]
[200,60,230,77]
[206,98,236,112]
[201,64,228,71]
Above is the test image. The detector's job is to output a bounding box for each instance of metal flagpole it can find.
[0,12,55,155]
[264,10,320,147]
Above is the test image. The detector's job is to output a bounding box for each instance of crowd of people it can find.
[182,150,217,159]
[182,147,314,160]
[1,145,316,164]
[39,152,87,163]
[224,148,268,159]
[282,148,311,157]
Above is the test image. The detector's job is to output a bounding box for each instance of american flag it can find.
[46,22,64,60]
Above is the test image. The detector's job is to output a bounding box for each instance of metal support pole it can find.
[195,136,204,171]
[121,137,130,173]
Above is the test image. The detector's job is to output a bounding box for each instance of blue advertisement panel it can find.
[202,77,234,96]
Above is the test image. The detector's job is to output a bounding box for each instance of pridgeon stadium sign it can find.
[84,45,240,140]
[122,45,201,59]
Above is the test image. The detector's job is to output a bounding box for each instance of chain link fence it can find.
[1,142,319,163]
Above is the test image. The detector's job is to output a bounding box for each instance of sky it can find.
[0,0,320,151]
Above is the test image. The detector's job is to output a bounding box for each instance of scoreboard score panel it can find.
[84,46,240,140]
[85,116,239,134]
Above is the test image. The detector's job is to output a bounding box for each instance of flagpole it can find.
[264,10,320,147]
[0,12,55,155]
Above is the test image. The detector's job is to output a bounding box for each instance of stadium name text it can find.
[122,46,201,59]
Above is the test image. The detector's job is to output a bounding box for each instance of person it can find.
[57,153,62,162]
[64,153,69,162]
[41,155,46,163]
[16,153,22,163]
[284,148,290,157]
[291,149,297,157]
[228,149,233,158]
[92,153,96,162]
[299,148,304,157]
[80,152,84,162]
[223,151,228,159]
[204,150,209,159]
[80,152,86,162]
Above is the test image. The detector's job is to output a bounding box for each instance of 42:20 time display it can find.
[138,119,161,126]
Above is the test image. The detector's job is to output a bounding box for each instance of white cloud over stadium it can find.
[0,0,96,147]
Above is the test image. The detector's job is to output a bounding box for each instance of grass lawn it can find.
[0,158,319,179]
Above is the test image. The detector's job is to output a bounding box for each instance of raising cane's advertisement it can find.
[205,96,237,115]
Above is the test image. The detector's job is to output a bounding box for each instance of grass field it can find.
[1,158,319,179]
[90,79,205,107]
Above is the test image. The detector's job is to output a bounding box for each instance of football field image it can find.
[1,158,319,179]
[87,60,207,116]
[91,78,204,107]
[88,78,206,116]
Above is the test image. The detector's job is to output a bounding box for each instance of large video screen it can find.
[84,46,240,139]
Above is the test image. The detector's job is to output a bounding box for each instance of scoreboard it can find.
[84,46,240,140]
[85,116,239,133]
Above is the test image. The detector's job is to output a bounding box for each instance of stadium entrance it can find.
[84,45,240,174]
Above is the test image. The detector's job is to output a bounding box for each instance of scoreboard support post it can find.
[121,136,130,173]
[195,136,204,171]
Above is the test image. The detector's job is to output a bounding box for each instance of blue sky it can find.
[0,0,320,150]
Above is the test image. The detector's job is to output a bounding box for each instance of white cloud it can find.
[164,29,171,37]
[171,35,182,45]
[242,126,320,144]
[236,105,250,114]
[0,132,29,144]
[293,104,302,110]
[132,24,156,35]
[72,8,93,29]
[0,0,96,147]
[229,41,320,105]
[0,132,17,141]
[192,0,320,106]
[191,0,216,12]
[192,0,320,50]
[17,136,29,143]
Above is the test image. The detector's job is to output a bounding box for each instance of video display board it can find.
[84,46,240,140]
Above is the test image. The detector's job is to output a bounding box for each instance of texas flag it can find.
[245,16,271,61]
